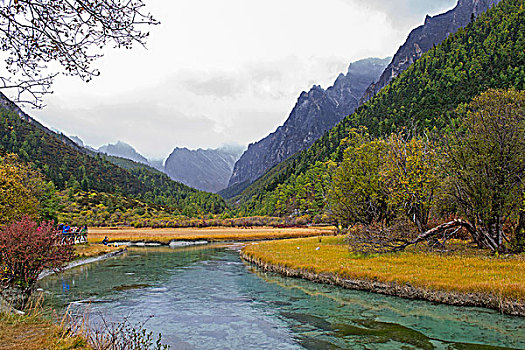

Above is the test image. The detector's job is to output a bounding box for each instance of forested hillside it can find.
[0,103,226,215]
[233,0,525,216]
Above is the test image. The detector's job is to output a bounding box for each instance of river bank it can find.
[241,236,525,317]
[87,226,334,244]
[0,245,125,349]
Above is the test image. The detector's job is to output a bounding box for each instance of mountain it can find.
[164,145,245,193]
[226,57,390,194]
[98,141,149,165]
[232,0,524,216]
[0,94,227,214]
[69,136,84,147]
[148,159,165,172]
[360,0,501,104]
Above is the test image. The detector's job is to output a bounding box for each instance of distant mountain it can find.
[164,145,245,193]
[72,138,243,193]
[0,93,226,214]
[98,141,149,165]
[226,57,390,193]
[360,0,501,104]
[148,159,165,172]
[69,136,84,147]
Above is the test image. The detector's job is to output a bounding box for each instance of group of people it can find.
[58,224,88,235]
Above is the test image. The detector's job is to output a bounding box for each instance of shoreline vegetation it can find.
[2,229,524,349]
[0,245,124,350]
[87,226,335,244]
[0,309,90,350]
[241,236,525,317]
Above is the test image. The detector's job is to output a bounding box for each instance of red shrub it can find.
[0,217,75,289]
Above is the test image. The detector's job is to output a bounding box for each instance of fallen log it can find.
[392,219,475,252]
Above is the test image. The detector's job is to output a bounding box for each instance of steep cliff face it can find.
[164,145,244,193]
[227,57,390,190]
[98,141,149,165]
[360,0,501,104]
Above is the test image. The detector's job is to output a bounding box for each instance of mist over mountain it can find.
[164,145,245,193]
[227,57,390,193]
[98,141,149,165]
[69,136,84,148]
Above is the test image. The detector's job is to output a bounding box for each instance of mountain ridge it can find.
[0,94,227,214]
[165,145,244,193]
[98,141,149,165]
[231,0,524,215]
[226,57,391,194]
[360,0,501,104]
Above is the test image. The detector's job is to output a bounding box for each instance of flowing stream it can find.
[40,245,525,349]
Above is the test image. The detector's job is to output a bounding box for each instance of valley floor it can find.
[241,236,525,316]
[87,226,334,244]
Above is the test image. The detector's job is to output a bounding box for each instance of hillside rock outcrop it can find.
[360,0,501,104]
[227,57,390,191]
[165,145,244,193]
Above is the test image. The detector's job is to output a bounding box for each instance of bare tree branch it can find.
[0,0,158,107]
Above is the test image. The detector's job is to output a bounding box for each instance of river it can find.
[39,245,525,349]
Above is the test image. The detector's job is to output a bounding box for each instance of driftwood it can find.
[348,219,499,254]
[393,219,475,252]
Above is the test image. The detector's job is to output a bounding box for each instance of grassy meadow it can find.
[74,244,123,259]
[87,226,335,244]
[242,236,525,302]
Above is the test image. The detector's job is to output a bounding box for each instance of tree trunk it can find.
[513,211,525,252]
[396,219,499,252]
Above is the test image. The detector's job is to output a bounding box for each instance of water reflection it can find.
[39,246,525,350]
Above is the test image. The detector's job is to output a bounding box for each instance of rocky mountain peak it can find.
[164,145,245,193]
[226,57,390,193]
[360,0,501,105]
[98,141,149,165]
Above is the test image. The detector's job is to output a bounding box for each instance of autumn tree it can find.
[382,134,441,233]
[0,217,74,310]
[328,129,390,228]
[446,89,525,251]
[0,0,158,106]
[0,153,59,225]
[0,153,39,226]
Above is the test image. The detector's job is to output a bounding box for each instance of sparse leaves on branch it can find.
[0,0,158,106]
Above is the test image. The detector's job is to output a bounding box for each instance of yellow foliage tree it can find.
[382,134,441,233]
[0,154,39,226]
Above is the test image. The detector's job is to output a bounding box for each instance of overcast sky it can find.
[26,0,456,159]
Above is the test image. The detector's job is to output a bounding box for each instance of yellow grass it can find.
[0,311,89,350]
[74,244,122,259]
[87,226,334,244]
[243,236,525,302]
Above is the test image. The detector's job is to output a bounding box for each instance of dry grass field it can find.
[243,236,525,302]
[87,226,335,244]
[74,244,122,259]
[0,311,89,350]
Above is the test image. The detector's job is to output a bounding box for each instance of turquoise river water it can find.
[39,245,525,349]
